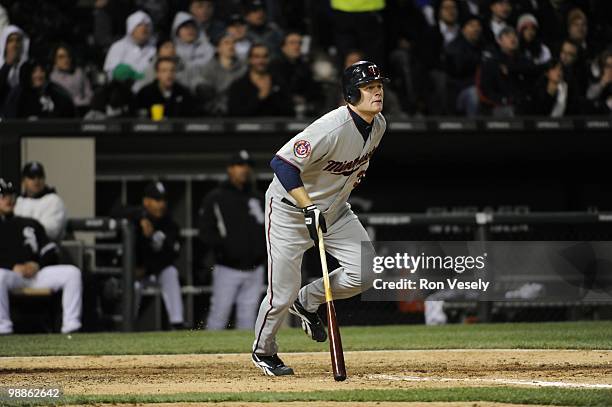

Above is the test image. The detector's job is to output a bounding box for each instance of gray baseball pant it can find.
[253,192,374,356]
[206,264,264,330]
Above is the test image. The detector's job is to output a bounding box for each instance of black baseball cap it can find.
[22,161,45,178]
[0,178,16,196]
[144,181,167,200]
[228,150,254,166]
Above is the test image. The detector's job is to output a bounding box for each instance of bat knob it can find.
[334,374,347,382]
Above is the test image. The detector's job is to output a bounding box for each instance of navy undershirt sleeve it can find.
[270,155,304,192]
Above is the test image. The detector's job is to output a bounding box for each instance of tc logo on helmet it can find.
[367,65,379,77]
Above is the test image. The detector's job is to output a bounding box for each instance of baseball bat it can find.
[317,226,347,382]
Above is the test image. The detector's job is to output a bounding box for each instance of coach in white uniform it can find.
[252,61,387,376]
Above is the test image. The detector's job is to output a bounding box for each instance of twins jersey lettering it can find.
[269,106,386,214]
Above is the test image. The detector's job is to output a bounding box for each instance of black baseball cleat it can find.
[252,353,294,376]
[288,298,327,342]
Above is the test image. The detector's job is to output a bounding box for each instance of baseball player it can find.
[0,179,82,334]
[252,61,387,376]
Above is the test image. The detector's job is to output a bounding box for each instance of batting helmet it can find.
[342,61,389,105]
[0,178,16,196]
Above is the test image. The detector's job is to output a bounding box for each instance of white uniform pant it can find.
[0,265,82,334]
[134,265,184,324]
[206,264,264,330]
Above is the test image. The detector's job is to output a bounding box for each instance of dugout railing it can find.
[65,218,136,332]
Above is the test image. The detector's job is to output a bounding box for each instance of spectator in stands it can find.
[438,0,460,47]
[517,14,551,66]
[199,150,266,330]
[269,31,320,118]
[484,0,512,46]
[136,57,197,118]
[244,0,283,58]
[50,44,93,115]
[559,38,588,98]
[0,178,82,335]
[113,181,184,329]
[0,25,29,108]
[103,10,156,92]
[14,162,67,242]
[330,0,385,65]
[226,14,251,61]
[478,27,537,117]
[85,64,139,119]
[190,0,226,43]
[587,50,612,114]
[146,38,201,90]
[171,12,214,71]
[566,8,590,60]
[445,15,483,116]
[2,60,75,119]
[528,59,581,117]
[195,31,246,116]
[228,43,292,116]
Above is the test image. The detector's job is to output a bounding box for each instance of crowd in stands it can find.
[0,0,611,119]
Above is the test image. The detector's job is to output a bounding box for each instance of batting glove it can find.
[302,204,327,244]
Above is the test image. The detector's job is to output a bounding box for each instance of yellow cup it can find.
[151,104,164,121]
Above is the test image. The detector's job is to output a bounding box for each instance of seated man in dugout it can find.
[113,181,185,329]
[0,179,82,334]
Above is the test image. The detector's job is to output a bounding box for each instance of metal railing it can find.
[67,218,135,332]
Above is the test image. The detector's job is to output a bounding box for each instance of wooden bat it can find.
[317,226,347,381]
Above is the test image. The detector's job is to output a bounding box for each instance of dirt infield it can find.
[1,349,611,397]
[90,403,550,407]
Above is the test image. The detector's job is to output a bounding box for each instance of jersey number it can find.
[353,170,367,188]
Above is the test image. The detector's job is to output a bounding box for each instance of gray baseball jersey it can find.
[253,105,385,356]
[269,106,386,216]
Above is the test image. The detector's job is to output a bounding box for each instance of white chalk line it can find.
[367,374,612,389]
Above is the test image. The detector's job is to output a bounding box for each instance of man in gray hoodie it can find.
[194,31,246,115]
[172,11,214,72]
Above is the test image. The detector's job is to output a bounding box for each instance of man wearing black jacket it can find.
[2,60,75,119]
[136,57,196,118]
[0,179,82,334]
[227,43,292,117]
[478,26,539,116]
[199,150,266,330]
[445,15,483,115]
[113,181,184,328]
